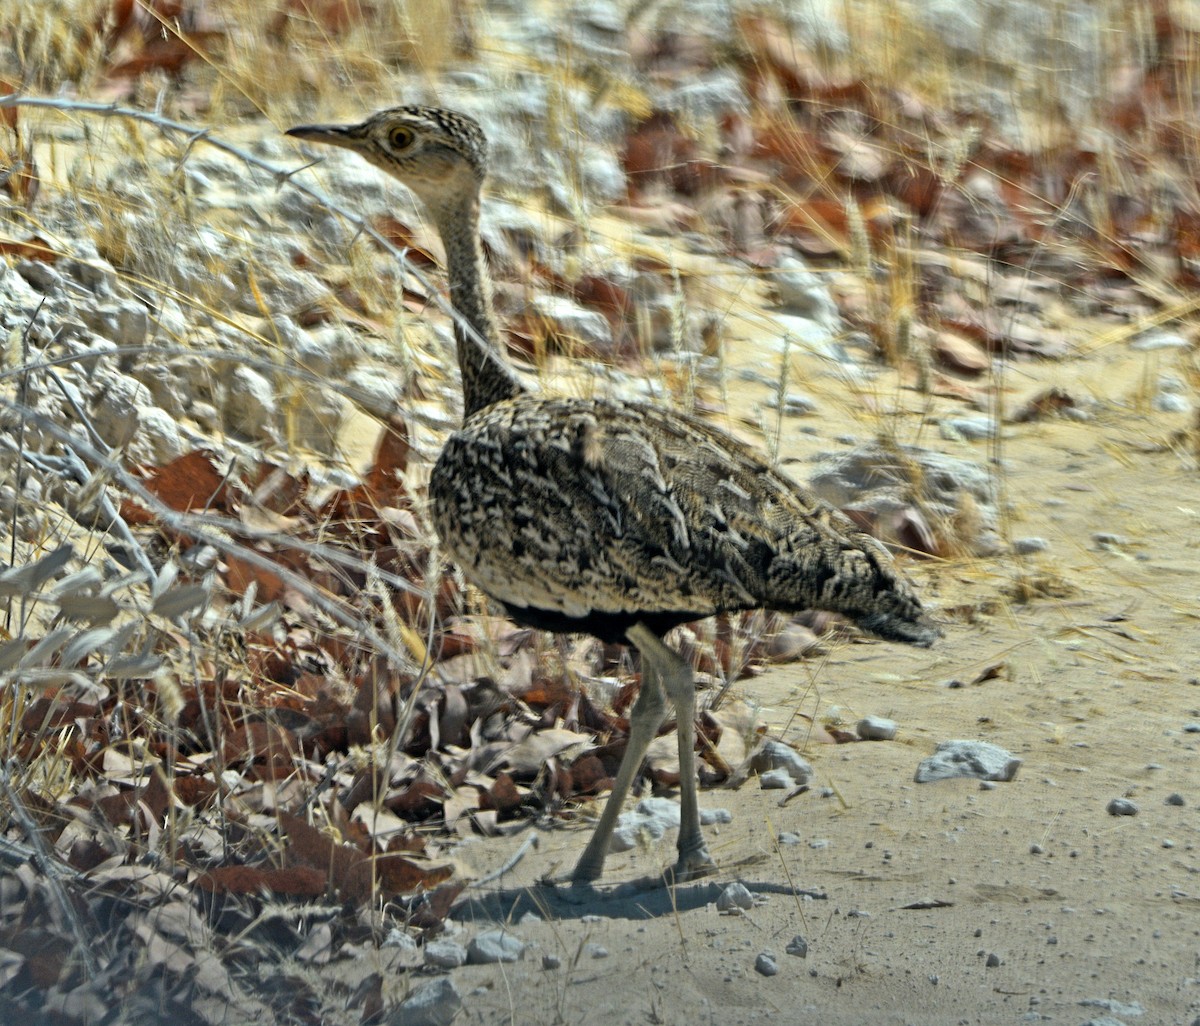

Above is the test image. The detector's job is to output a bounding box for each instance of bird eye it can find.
[388,126,414,149]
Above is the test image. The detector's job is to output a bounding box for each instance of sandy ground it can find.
[14,88,1197,1026]
[381,320,1200,1025]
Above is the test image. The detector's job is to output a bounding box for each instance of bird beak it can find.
[285,123,362,151]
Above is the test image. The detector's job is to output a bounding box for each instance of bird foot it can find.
[666,847,717,884]
[564,854,605,886]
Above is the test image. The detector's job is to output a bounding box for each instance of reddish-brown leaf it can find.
[369,215,439,267]
[405,881,466,931]
[0,78,18,130]
[374,853,453,895]
[385,778,445,820]
[135,450,233,514]
[0,236,57,262]
[1009,387,1076,423]
[195,864,327,897]
[481,772,522,816]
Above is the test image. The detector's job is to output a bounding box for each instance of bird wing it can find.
[431,395,874,622]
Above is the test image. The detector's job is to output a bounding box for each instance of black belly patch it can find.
[500,603,710,644]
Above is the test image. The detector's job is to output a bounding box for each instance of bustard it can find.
[286,107,940,883]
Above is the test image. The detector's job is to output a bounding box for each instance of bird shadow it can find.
[450,875,818,925]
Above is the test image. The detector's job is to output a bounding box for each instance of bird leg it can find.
[627,624,716,883]
[571,638,667,882]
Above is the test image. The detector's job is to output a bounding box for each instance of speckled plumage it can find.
[287,106,939,882]
[431,395,933,646]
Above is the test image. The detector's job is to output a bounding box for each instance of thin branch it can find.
[0,93,532,388]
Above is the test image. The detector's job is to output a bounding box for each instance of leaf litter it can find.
[2,2,1199,1022]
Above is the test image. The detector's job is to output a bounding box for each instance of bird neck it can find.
[429,191,526,419]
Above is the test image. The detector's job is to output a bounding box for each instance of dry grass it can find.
[1,1,1198,1021]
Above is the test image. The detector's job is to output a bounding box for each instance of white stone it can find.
[760,767,794,789]
[716,882,755,911]
[914,740,1022,783]
[856,716,898,741]
[390,978,462,1026]
[771,258,841,331]
[133,406,187,465]
[424,939,467,968]
[467,929,525,964]
[224,366,277,441]
[90,372,155,447]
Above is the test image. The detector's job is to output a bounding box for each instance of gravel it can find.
[1106,798,1139,817]
[856,715,898,741]
[759,767,795,789]
[466,929,526,964]
[939,415,996,441]
[754,952,779,976]
[746,739,813,785]
[785,936,809,958]
[390,978,462,1026]
[424,939,468,969]
[716,882,755,912]
[1012,536,1050,554]
[914,740,1022,783]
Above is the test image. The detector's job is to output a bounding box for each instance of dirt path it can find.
[407,324,1200,1025]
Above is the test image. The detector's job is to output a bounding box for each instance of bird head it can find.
[286,105,487,216]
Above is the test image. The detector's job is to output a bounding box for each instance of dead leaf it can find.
[494,728,595,775]
[1009,387,1076,423]
[0,236,56,262]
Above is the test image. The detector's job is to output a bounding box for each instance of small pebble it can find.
[466,930,526,964]
[1029,843,1044,855]
[1131,329,1188,350]
[384,929,418,951]
[716,882,755,912]
[939,415,995,441]
[915,740,1021,783]
[785,936,808,958]
[1081,998,1145,1017]
[759,767,794,789]
[1155,393,1191,413]
[754,952,779,977]
[1012,536,1050,555]
[1165,793,1185,806]
[586,944,609,959]
[778,831,803,845]
[1092,532,1129,548]
[542,954,561,970]
[394,977,462,1026]
[856,715,898,741]
[766,391,818,416]
[424,939,467,969]
[1106,798,1139,817]
[751,740,813,785]
[985,952,1002,968]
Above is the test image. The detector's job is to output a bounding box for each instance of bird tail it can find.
[855,609,940,648]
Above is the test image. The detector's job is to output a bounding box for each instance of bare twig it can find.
[0,762,100,977]
[0,93,531,389]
